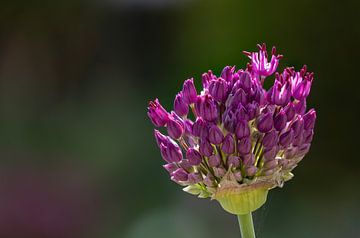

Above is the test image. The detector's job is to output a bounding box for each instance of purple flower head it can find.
[147,44,316,200]
[147,99,169,127]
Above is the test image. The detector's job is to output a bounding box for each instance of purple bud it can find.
[246,102,259,120]
[292,133,304,146]
[274,110,287,131]
[262,130,278,148]
[223,109,237,133]
[242,153,255,166]
[239,71,252,92]
[171,168,188,182]
[257,112,273,133]
[154,129,168,146]
[179,159,192,170]
[284,102,295,121]
[182,78,197,104]
[147,99,170,127]
[183,119,194,135]
[195,95,218,122]
[208,154,221,167]
[303,109,316,130]
[237,137,252,155]
[271,81,291,106]
[221,133,235,154]
[263,146,279,160]
[213,167,226,177]
[279,129,294,147]
[208,125,224,145]
[236,104,248,121]
[290,115,304,137]
[188,173,203,184]
[234,170,243,182]
[232,88,248,106]
[186,148,202,166]
[294,99,307,114]
[209,77,229,102]
[160,139,183,163]
[163,163,178,173]
[304,129,314,144]
[292,72,313,100]
[203,174,215,187]
[235,120,250,139]
[199,139,213,156]
[202,70,215,88]
[174,92,189,116]
[227,155,240,168]
[245,166,258,177]
[167,115,184,139]
[192,118,208,139]
[221,66,235,82]
[264,159,278,170]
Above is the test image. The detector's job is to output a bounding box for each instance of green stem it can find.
[237,213,256,238]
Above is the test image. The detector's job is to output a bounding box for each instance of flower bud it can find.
[208,125,224,145]
[234,170,243,182]
[223,109,237,133]
[279,129,294,147]
[271,81,291,106]
[214,167,227,178]
[203,173,216,187]
[199,139,214,156]
[256,112,273,133]
[147,99,170,127]
[227,155,240,168]
[262,130,278,148]
[163,163,178,173]
[235,120,250,139]
[202,70,215,88]
[263,146,279,160]
[232,88,248,107]
[183,119,193,135]
[167,115,184,139]
[171,168,188,182]
[294,99,306,114]
[209,77,229,102]
[246,102,259,120]
[239,71,252,92]
[188,173,203,184]
[221,66,235,82]
[179,159,192,170]
[192,117,208,139]
[292,72,313,100]
[303,109,316,130]
[208,154,221,167]
[174,92,189,116]
[186,148,202,166]
[238,137,252,155]
[284,102,295,121]
[263,159,278,170]
[160,139,183,163]
[274,110,287,131]
[304,129,314,144]
[154,129,168,146]
[242,153,255,166]
[236,104,249,122]
[245,166,258,176]
[221,133,235,154]
[195,95,218,122]
[290,115,304,137]
[182,78,197,104]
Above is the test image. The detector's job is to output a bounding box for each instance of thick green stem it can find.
[237,213,256,238]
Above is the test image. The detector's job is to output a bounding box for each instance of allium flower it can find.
[147,44,316,238]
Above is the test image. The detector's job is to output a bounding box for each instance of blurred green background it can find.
[0,0,359,237]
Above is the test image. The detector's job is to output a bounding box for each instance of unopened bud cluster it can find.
[148,44,316,199]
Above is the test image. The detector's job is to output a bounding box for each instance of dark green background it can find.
[0,0,359,237]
